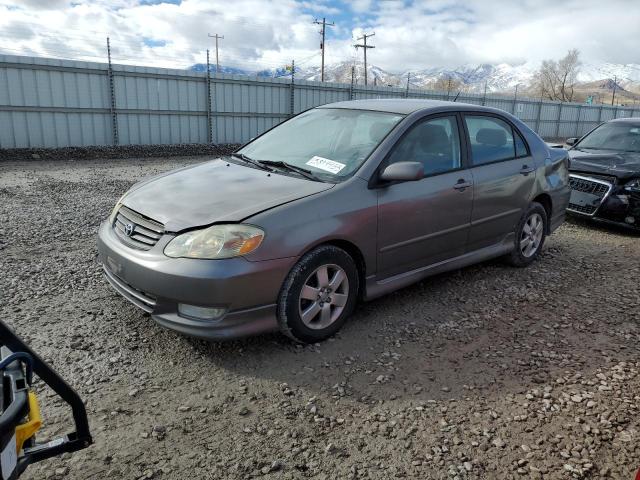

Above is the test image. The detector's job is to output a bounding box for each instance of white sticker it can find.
[1,433,17,480]
[306,156,346,174]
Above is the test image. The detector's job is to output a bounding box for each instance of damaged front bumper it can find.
[567,173,640,229]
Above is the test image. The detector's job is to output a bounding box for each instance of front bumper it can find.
[592,191,640,229]
[567,175,640,230]
[97,221,296,339]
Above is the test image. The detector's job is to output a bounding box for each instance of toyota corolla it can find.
[98,99,570,343]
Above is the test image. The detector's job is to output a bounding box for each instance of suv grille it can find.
[113,206,164,250]
[579,173,618,185]
[568,174,612,216]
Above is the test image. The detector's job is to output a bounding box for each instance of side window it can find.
[514,129,529,157]
[464,116,517,166]
[386,116,461,177]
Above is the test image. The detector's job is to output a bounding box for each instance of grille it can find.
[113,206,165,250]
[572,172,618,185]
[568,203,599,215]
[568,174,612,216]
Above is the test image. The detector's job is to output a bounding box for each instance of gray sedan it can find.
[97,99,570,343]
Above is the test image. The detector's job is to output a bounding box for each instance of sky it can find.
[0,0,639,72]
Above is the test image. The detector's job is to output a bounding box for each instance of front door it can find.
[376,115,474,278]
[463,114,536,251]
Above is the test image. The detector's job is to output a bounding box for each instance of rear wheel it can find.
[277,245,359,343]
[505,202,547,267]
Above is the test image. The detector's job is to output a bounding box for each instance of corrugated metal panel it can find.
[1,54,639,148]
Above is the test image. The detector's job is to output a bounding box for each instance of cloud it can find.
[0,0,638,72]
[349,0,373,13]
[8,0,70,9]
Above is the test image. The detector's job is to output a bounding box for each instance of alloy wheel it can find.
[298,264,349,330]
[520,212,544,258]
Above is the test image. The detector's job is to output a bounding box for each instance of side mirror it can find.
[379,162,424,183]
[565,137,579,146]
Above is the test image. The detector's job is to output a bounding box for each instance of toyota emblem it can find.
[124,223,135,237]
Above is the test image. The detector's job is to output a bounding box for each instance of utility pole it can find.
[611,75,617,106]
[106,37,118,146]
[289,59,295,117]
[406,72,410,98]
[313,17,334,82]
[205,49,213,143]
[354,32,375,86]
[350,65,355,100]
[482,81,487,106]
[208,33,224,73]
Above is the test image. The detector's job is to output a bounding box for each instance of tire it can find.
[505,202,548,267]
[277,245,359,343]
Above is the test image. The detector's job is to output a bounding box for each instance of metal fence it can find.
[1,53,639,149]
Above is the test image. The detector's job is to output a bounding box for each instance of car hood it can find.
[121,159,334,232]
[569,148,640,180]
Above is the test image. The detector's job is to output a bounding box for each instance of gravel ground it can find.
[0,144,238,162]
[1,156,639,480]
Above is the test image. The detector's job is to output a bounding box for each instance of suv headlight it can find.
[164,224,265,259]
[624,178,640,192]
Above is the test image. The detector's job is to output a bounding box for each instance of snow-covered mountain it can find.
[191,61,640,95]
[578,63,640,92]
[399,63,537,92]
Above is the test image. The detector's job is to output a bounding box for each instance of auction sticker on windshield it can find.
[306,156,346,174]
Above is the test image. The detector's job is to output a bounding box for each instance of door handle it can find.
[453,179,472,191]
[520,165,535,175]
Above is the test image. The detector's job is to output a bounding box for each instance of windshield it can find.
[577,122,640,152]
[238,108,404,180]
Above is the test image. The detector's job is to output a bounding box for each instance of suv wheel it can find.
[506,202,547,267]
[277,245,359,343]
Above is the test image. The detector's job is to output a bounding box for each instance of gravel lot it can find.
[1,156,639,480]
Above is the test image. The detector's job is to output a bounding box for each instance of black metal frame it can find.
[0,320,92,479]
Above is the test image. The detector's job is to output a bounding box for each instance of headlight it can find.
[164,224,265,259]
[624,179,640,192]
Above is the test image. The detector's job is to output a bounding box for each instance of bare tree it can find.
[534,49,581,102]
[429,75,469,94]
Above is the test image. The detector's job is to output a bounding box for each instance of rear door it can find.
[462,114,536,251]
[376,114,474,278]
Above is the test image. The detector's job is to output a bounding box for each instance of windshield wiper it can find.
[260,160,323,181]
[230,153,272,171]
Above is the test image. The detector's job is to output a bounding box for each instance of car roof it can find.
[317,98,499,115]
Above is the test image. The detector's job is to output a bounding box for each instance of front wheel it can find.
[277,245,359,343]
[505,202,547,267]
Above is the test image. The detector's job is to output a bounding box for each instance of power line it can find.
[354,32,375,86]
[313,17,334,82]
